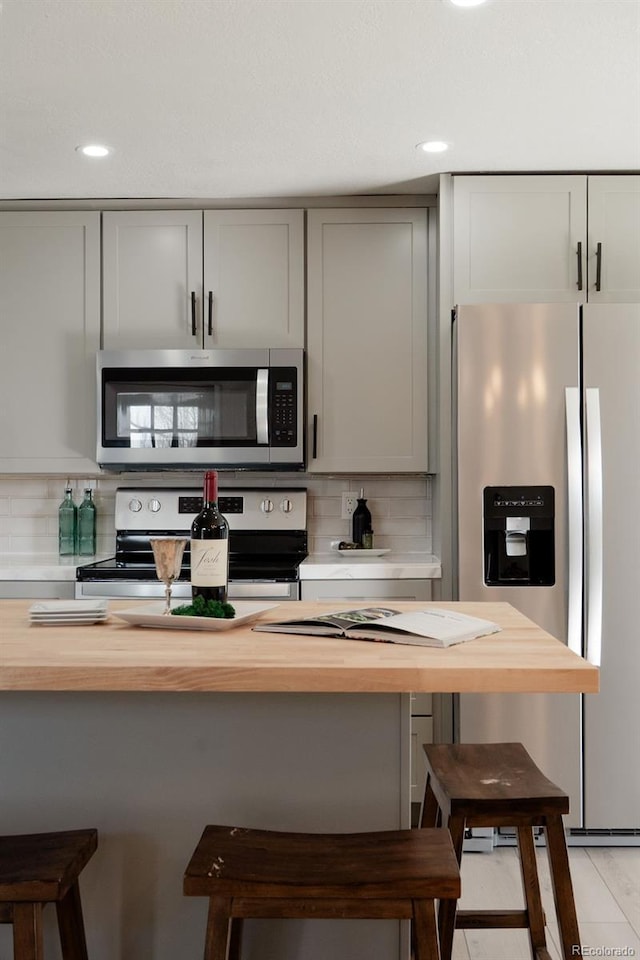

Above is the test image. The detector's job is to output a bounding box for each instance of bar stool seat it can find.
[184,824,461,960]
[0,828,97,960]
[420,742,580,960]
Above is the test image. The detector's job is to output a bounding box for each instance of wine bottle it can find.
[190,470,229,602]
[58,486,77,556]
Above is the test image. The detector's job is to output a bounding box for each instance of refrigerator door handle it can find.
[565,387,583,655]
[585,387,603,666]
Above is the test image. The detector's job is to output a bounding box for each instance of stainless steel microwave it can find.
[96,348,304,470]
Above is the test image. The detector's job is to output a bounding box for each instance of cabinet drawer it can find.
[300,579,432,601]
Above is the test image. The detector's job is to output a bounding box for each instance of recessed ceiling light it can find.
[76,144,111,158]
[417,140,450,154]
[448,0,488,6]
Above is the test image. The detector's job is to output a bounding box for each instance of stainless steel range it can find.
[75,486,307,601]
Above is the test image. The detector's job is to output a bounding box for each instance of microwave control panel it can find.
[270,367,298,446]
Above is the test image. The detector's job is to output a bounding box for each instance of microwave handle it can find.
[256,369,269,445]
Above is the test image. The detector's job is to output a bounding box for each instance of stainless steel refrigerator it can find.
[455,302,640,832]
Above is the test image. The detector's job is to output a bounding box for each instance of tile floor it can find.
[452,844,640,959]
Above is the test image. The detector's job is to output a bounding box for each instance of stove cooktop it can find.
[76,485,308,584]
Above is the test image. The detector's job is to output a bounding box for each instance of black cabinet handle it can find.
[312,414,318,459]
[576,242,583,291]
[191,291,197,336]
[595,242,602,292]
[208,291,213,337]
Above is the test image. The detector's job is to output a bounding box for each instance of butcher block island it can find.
[0,600,597,960]
[1,599,598,693]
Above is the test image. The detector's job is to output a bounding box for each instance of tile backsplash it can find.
[0,473,433,557]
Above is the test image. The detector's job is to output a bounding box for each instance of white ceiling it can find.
[1,0,639,201]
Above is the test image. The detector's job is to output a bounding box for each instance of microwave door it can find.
[256,368,269,445]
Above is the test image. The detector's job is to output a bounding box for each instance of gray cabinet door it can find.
[203,210,304,347]
[102,210,203,348]
[0,212,100,472]
[307,208,428,472]
[453,175,587,303]
[587,175,640,302]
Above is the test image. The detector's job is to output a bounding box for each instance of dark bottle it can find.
[352,489,373,547]
[190,470,229,602]
[58,486,77,556]
[77,488,97,556]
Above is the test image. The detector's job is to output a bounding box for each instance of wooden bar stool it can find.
[0,828,97,960]
[184,824,461,960]
[420,742,580,960]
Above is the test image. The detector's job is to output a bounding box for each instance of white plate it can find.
[29,599,109,625]
[333,548,390,559]
[30,616,109,626]
[113,601,280,631]
[29,600,108,615]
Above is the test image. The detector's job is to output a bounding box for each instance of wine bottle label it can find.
[190,540,229,587]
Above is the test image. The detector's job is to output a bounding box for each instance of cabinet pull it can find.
[576,242,583,290]
[190,291,197,336]
[208,291,213,337]
[312,414,318,459]
[595,242,602,292]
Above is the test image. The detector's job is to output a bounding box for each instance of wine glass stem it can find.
[164,582,172,615]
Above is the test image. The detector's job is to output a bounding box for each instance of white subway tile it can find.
[0,479,50,498]
[12,498,59,518]
[312,499,342,518]
[10,537,58,554]
[390,498,430,518]
[0,473,434,559]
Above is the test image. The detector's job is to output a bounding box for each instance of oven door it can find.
[75,580,300,602]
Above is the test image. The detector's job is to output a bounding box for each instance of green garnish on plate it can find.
[171,596,236,619]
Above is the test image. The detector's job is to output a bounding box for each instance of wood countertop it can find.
[0,600,599,694]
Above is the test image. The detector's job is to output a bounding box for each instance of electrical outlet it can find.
[341,492,358,520]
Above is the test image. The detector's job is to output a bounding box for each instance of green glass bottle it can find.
[78,488,97,556]
[58,486,77,556]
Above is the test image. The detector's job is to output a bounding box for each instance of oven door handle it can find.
[228,581,298,600]
[256,369,269,445]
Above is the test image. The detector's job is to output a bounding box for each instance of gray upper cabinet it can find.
[587,175,640,303]
[0,212,101,472]
[453,175,587,303]
[453,174,640,304]
[202,210,304,347]
[307,208,428,473]
[102,209,304,349]
[102,211,203,349]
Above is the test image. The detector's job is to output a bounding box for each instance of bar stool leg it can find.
[419,774,441,829]
[412,899,440,960]
[228,918,243,960]
[545,816,580,960]
[516,826,547,958]
[437,814,465,960]
[12,902,45,960]
[204,897,233,960]
[56,880,90,960]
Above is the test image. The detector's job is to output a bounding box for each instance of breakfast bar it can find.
[0,600,598,960]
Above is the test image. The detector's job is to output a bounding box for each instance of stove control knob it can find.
[280,498,293,513]
[261,498,274,513]
[129,498,143,513]
[148,498,161,513]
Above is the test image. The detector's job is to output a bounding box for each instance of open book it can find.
[253,606,501,648]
